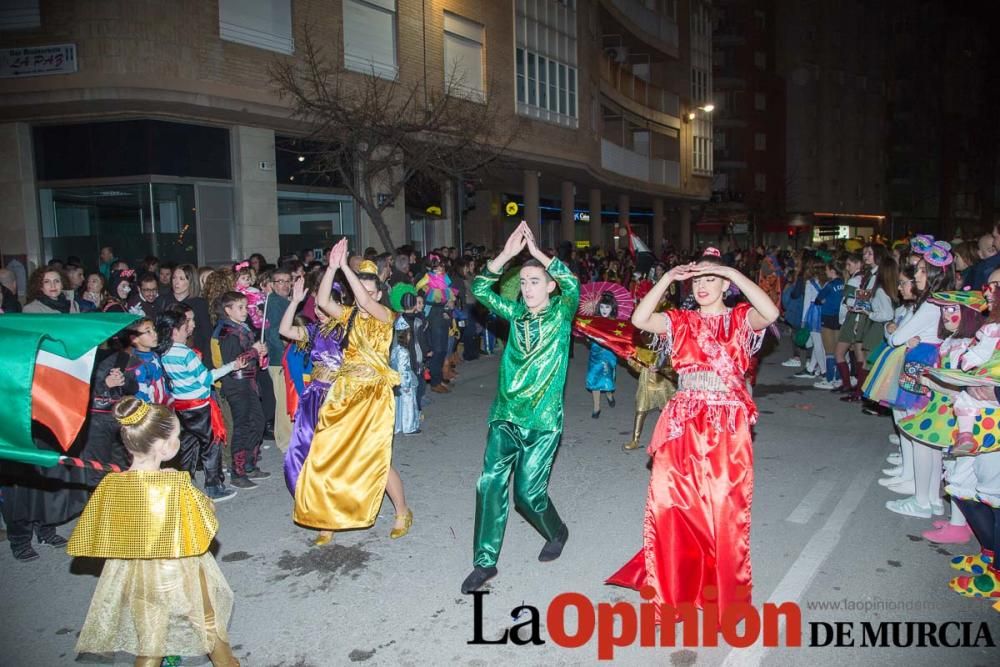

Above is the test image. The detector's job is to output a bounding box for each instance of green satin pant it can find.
[473,421,564,568]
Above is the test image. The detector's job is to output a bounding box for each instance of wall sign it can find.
[0,43,77,78]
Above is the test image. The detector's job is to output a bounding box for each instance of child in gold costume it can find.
[68,397,239,667]
[622,346,677,451]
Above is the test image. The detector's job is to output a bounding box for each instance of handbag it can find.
[898,360,930,395]
[793,326,811,349]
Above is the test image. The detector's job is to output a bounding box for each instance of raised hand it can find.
[291,276,307,302]
[501,224,527,260]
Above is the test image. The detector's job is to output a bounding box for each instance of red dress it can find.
[607,302,764,623]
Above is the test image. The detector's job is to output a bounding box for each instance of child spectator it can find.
[216,292,269,488]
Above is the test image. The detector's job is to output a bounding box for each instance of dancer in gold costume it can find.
[622,346,677,451]
[293,238,412,545]
[68,397,239,667]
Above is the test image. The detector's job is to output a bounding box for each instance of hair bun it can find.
[702,247,722,258]
[114,396,150,427]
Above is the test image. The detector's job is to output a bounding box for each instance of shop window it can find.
[39,184,199,267]
[278,192,356,259]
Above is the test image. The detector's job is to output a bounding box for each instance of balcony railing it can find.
[601,139,680,188]
[609,0,679,53]
[600,54,680,118]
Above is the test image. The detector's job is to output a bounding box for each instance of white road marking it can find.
[785,479,837,524]
[720,468,877,667]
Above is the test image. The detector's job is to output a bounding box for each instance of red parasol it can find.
[578,281,633,320]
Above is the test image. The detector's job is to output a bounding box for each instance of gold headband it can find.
[117,401,151,426]
[358,260,378,275]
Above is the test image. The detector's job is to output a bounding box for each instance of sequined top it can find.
[67,470,217,559]
[472,258,580,431]
[326,307,400,402]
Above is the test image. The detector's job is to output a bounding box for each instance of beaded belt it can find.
[677,371,727,393]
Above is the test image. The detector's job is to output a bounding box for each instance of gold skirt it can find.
[636,366,676,414]
[76,553,233,658]
[293,377,396,530]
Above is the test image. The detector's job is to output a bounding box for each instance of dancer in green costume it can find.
[461,221,580,593]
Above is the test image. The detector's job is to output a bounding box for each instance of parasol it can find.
[578,281,633,320]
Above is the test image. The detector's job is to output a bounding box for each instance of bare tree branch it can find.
[270,27,518,251]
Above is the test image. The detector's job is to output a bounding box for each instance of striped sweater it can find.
[161,342,236,401]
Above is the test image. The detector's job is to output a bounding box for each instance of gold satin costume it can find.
[294,307,399,530]
[67,471,234,660]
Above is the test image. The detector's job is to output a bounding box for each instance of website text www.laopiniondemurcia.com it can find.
[467,587,996,660]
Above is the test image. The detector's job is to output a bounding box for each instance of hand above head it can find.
[665,263,697,282]
[328,238,349,271]
[291,276,306,302]
[500,223,528,261]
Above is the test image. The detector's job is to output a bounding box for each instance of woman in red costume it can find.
[607,248,780,623]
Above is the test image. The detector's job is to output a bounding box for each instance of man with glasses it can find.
[127,273,160,319]
[264,269,294,451]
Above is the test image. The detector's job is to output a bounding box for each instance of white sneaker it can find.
[931,500,945,515]
[781,358,802,368]
[888,434,901,446]
[886,452,902,464]
[886,478,916,495]
[878,475,904,487]
[813,379,838,389]
[886,496,932,518]
[882,465,903,476]
[793,370,818,379]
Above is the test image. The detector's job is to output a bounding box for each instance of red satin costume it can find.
[607,303,764,623]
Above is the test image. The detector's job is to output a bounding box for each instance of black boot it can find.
[538,523,569,562]
[461,566,498,593]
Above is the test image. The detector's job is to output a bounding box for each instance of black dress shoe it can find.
[461,566,498,593]
[230,476,258,489]
[12,543,39,561]
[539,524,569,562]
[38,533,68,548]
[247,469,271,480]
[607,395,616,408]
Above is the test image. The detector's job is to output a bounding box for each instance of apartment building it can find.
[0,0,712,271]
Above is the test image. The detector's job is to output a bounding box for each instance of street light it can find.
[700,104,715,113]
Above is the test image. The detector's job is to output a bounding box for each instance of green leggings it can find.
[473,421,564,568]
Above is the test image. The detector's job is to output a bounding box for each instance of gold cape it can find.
[68,470,217,559]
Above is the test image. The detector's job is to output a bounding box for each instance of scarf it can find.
[35,293,71,313]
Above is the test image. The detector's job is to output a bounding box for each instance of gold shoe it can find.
[313,530,333,546]
[622,440,640,451]
[390,509,413,539]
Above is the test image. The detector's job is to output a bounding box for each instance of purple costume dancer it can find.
[283,321,345,494]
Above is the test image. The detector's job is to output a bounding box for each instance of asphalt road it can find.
[2,337,998,666]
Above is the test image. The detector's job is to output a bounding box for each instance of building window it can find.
[343,0,397,79]
[754,51,766,70]
[1,0,40,30]
[755,173,766,192]
[278,191,356,258]
[219,0,293,54]
[690,2,712,175]
[754,92,766,110]
[515,0,578,127]
[754,9,766,31]
[444,12,484,100]
[39,184,203,267]
[754,132,766,150]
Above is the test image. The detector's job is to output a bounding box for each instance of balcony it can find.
[600,53,680,121]
[606,0,679,56]
[601,139,680,188]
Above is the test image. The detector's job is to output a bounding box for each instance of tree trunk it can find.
[359,199,397,252]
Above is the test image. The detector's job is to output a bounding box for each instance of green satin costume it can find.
[470,258,579,567]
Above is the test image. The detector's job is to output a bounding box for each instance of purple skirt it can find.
[284,380,332,495]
